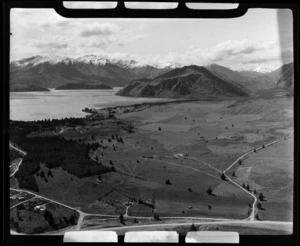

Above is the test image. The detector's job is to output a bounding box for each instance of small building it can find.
[34,205,46,212]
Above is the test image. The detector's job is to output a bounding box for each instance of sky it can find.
[10,6,293,72]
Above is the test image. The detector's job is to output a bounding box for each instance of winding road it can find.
[223,132,294,221]
[9,131,294,232]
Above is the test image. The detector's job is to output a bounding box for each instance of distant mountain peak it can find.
[151,62,182,69]
[12,55,185,70]
[236,66,272,73]
[12,55,75,67]
[204,63,221,68]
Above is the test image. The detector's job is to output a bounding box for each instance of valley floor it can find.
[9,90,294,235]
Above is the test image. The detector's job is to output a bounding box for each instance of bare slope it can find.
[116,65,249,99]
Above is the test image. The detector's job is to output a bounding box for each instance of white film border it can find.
[63,231,239,243]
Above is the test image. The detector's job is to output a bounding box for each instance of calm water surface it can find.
[10,88,169,121]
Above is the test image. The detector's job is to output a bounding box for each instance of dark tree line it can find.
[14,135,111,192]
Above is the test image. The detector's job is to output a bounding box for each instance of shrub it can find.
[189,223,197,231]
[153,213,160,221]
[206,187,213,195]
[220,173,226,180]
[119,213,124,223]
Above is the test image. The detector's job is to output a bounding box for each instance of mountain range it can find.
[10,55,293,98]
[118,62,294,99]
[10,55,171,91]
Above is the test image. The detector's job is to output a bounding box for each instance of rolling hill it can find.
[116,65,249,99]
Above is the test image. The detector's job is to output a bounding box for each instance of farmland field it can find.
[10,91,294,235]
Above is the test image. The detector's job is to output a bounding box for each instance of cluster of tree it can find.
[88,142,101,151]
[11,117,87,133]
[82,107,97,113]
[122,124,134,133]
[15,135,112,192]
[242,184,251,191]
[44,209,78,230]
[48,169,54,178]
[138,199,155,208]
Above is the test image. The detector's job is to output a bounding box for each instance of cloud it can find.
[31,36,70,51]
[80,23,120,37]
[209,40,275,61]
[35,42,68,50]
[56,20,72,28]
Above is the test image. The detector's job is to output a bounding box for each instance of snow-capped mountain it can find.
[10,55,173,91]
[10,55,293,92]
[151,62,182,69]
[237,67,272,74]
[12,56,76,67]
[11,55,152,68]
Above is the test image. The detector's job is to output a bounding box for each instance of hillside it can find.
[116,65,249,99]
[275,62,294,89]
[55,83,112,90]
[206,63,294,91]
[246,62,294,90]
[10,55,172,90]
[206,64,273,91]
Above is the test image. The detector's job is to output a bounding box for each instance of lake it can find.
[10,88,169,121]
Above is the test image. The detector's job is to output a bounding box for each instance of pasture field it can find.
[34,96,293,220]
[10,92,294,234]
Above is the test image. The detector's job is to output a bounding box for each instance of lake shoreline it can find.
[9,89,170,121]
